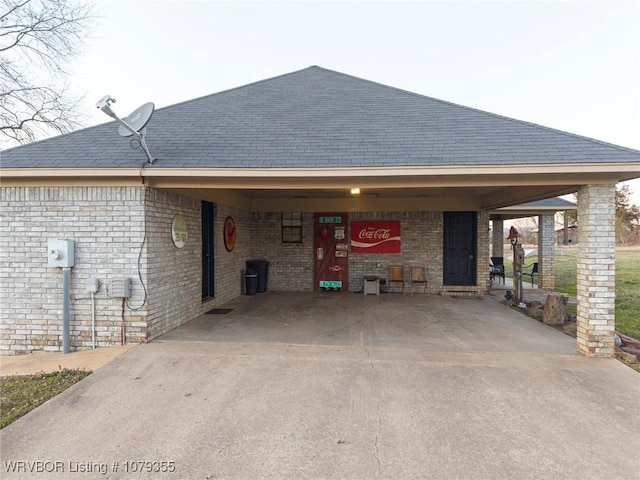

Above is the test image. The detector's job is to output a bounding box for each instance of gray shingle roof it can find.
[3,66,640,168]
[518,198,577,208]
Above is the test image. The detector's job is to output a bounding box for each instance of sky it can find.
[64,1,640,203]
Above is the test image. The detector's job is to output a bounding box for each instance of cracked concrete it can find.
[372,396,383,476]
[1,292,638,479]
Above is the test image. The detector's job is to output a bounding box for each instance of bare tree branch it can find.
[0,0,93,145]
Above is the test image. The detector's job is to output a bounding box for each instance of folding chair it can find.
[522,262,539,286]
[410,266,428,295]
[388,265,405,295]
[490,257,505,285]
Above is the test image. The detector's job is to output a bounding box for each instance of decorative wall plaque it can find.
[224,216,236,252]
[171,215,188,248]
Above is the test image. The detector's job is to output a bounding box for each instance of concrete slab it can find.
[158,292,576,355]
[0,345,136,376]
[489,277,577,305]
[1,293,638,479]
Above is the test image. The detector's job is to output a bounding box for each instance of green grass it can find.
[503,246,640,339]
[1,368,91,429]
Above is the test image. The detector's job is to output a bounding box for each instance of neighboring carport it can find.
[490,197,578,290]
[488,189,618,357]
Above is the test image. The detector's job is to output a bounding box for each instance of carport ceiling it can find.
[165,183,582,213]
[146,164,632,211]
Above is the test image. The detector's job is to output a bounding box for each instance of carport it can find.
[2,66,639,358]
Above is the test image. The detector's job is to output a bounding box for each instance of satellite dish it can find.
[96,95,157,163]
[118,102,155,137]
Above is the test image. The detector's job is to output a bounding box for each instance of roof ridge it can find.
[4,66,639,157]
[3,66,639,169]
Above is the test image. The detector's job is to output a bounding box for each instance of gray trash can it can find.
[245,270,258,295]
[246,259,270,293]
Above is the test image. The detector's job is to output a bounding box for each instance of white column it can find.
[478,211,491,294]
[492,218,504,258]
[576,184,616,357]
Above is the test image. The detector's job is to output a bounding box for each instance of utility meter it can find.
[47,240,75,267]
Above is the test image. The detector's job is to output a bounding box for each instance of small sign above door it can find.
[319,216,342,224]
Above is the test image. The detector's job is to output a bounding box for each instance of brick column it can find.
[478,210,491,294]
[492,218,504,258]
[537,214,555,290]
[576,184,616,357]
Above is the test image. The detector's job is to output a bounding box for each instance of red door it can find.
[313,213,349,292]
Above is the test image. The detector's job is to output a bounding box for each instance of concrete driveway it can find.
[2,293,639,479]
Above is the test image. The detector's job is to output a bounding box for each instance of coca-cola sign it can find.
[351,221,401,253]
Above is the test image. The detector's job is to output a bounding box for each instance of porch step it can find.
[439,286,479,297]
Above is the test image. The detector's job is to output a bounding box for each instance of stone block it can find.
[542,294,567,326]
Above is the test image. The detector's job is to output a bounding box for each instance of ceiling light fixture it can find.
[350,187,360,195]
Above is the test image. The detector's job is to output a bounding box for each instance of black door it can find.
[443,212,476,286]
[202,201,215,299]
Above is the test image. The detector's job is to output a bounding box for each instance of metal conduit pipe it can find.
[62,267,71,354]
[91,292,96,349]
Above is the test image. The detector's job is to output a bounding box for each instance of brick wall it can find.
[145,189,200,340]
[349,211,444,293]
[576,184,616,357]
[250,211,445,293]
[144,190,252,340]
[249,210,488,295]
[214,205,252,302]
[250,212,314,291]
[1,187,148,355]
[0,187,254,355]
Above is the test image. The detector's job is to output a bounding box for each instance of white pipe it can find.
[63,267,70,354]
[91,291,96,349]
[121,298,126,345]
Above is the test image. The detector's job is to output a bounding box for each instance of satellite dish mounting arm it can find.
[135,128,155,164]
[96,95,156,164]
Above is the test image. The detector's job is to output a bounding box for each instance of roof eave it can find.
[2,162,639,177]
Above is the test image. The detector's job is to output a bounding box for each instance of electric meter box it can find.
[110,278,131,298]
[47,239,75,267]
